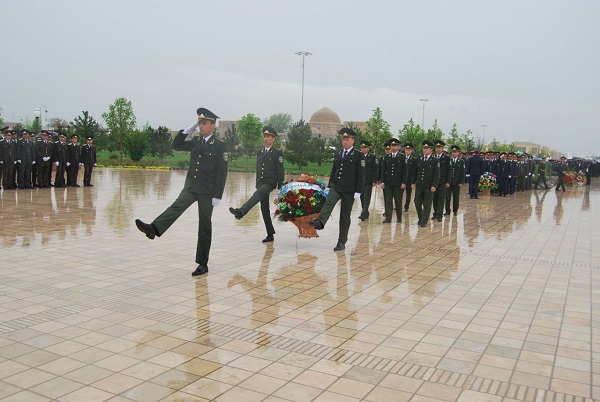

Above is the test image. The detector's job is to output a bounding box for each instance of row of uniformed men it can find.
[0,127,97,190]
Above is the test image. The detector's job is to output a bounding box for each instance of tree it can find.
[263,113,293,134]
[50,117,69,129]
[71,111,101,142]
[148,125,173,160]
[461,129,475,152]
[102,97,137,165]
[398,118,427,153]
[308,134,329,166]
[285,120,312,170]
[124,128,150,162]
[487,137,501,152]
[238,113,263,159]
[427,119,444,142]
[222,124,241,161]
[446,123,461,148]
[363,107,392,156]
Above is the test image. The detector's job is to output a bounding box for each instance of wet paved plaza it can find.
[1,168,599,402]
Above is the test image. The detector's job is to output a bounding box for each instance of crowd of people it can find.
[0,127,97,190]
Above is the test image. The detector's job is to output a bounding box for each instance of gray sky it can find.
[2,0,599,157]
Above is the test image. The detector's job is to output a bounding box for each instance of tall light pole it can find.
[419,98,429,129]
[295,51,312,121]
[34,108,41,131]
[481,124,487,137]
[40,105,48,129]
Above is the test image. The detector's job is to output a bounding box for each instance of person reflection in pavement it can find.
[553,190,564,225]
[534,189,548,222]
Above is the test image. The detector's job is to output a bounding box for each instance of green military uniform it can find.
[414,141,440,227]
[380,138,408,223]
[359,140,378,220]
[137,108,228,274]
[432,140,450,221]
[445,145,465,215]
[310,128,365,251]
[403,143,418,211]
[231,126,285,241]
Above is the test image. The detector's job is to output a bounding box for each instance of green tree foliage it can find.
[263,113,293,134]
[102,97,137,165]
[398,118,427,151]
[148,125,173,160]
[125,128,150,162]
[427,119,444,142]
[94,129,113,153]
[308,134,329,166]
[238,113,263,158]
[71,111,101,142]
[446,123,461,147]
[461,129,475,152]
[363,107,392,156]
[222,124,241,161]
[285,120,313,170]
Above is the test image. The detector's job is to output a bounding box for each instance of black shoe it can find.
[135,219,156,239]
[74,184,80,187]
[333,242,345,251]
[420,221,427,227]
[88,184,94,186]
[444,212,450,215]
[192,265,208,276]
[437,217,443,222]
[382,219,391,223]
[404,207,409,212]
[262,234,274,243]
[308,220,324,230]
[453,211,458,215]
[229,207,243,220]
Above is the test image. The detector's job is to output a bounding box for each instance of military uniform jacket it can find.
[466,155,483,176]
[255,147,284,189]
[0,137,16,163]
[17,139,36,164]
[415,155,440,189]
[328,148,365,193]
[363,152,378,184]
[435,153,450,186]
[67,143,82,165]
[173,131,228,199]
[53,142,68,164]
[496,160,510,177]
[448,157,465,185]
[81,144,97,165]
[380,152,408,186]
[35,140,53,161]
[554,162,567,178]
[405,155,418,185]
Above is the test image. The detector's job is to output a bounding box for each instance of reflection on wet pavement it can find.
[1,168,599,401]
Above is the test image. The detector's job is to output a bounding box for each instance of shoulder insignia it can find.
[361,159,365,167]
[210,139,215,145]
[223,152,229,161]
[278,156,283,163]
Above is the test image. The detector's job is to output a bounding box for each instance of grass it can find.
[97,151,333,176]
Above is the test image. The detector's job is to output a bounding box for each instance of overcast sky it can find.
[2,0,599,156]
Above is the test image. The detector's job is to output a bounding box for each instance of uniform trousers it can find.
[404,185,413,210]
[534,173,548,189]
[469,175,481,198]
[239,182,276,235]
[384,185,403,221]
[432,185,446,216]
[18,162,33,188]
[359,183,373,219]
[152,187,214,266]
[445,185,460,213]
[316,188,354,244]
[414,185,434,223]
[83,164,94,185]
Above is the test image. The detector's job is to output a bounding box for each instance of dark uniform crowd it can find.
[0,127,97,190]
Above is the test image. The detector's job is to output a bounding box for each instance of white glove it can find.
[94,163,97,166]
[32,161,36,164]
[66,162,71,167]
[80,163,84,166]
[17,160,21,163]
[0,161,3,164]
[324,188,330,195]
[55,161,59,166]
[183,121,199,135]
[354,192,361,201]
[43,157,50,162]
[466,174,470,177]
[14,161,17,164]
[508,175,512,178]
[211,198,220,207]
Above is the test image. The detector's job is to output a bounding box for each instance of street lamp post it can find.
[295,51,312,121]
[481,124,487,137]
[419,98,429,129]
[40,105,48,129]
[34,108,41,132]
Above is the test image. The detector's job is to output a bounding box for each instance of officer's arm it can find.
[276,150,285,188]
[356,153,365,192]
[213,142,228,200]
[172,131,193,152]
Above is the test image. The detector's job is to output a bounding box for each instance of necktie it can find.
[343,151,347,159]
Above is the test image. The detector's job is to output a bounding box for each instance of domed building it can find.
[309,107,344,139]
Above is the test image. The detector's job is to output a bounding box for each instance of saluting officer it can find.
[229,126,285,243]
[432,140,450,222]
[413,140,440,227]
[358,140,378,221]
[135,107,228,276]
[380,138,407,223]
[403,143,418,212]
[309,128,365,251]
[445,145,465,215]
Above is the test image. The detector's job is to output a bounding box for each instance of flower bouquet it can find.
[274,174,327,238]
[479,172,498,194]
